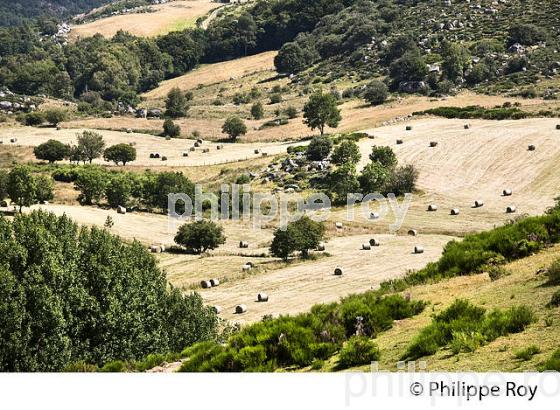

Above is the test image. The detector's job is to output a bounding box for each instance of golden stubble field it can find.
[69,0,220,39]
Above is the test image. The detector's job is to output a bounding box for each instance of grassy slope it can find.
[321,244,560,372]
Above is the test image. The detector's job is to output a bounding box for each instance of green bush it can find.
[540,349,560,371]
[402,300,534,360]
[414,106,531,120]
[338,336,380,369]
[514,345,540,361]
[548,289,560,308]
[488,265,511,281]
[545,259,560,285]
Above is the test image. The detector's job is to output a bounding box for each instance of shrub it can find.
[22,111,45,126]
[163,118,181,137]
[269,93,282,104]
[34,139,69,163]
[270,216,325,260]
[306,136,333,161]
[449,331,485,354]
[545,259,560,285]
[540,349,560,371]
[338,336,380,369]
[165,87,189,118]
[285,106,298,119]
[251,102,264,120]
[487,265,511,281]
[35,174,54,203]
[363,80,388,106]
[331,140,361,166]
[514,345,540,361]
[222,116,247,141]
[44,108,67,126]
[369,146,397,168]
[548,289,560,308]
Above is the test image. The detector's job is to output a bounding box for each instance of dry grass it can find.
[69,1,220,39]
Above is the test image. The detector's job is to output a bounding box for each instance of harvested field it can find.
[69,1,220,39]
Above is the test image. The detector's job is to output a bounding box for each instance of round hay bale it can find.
[254,149,260,154]
[182,152,189,157]
[474,200,484,208]
[261,152,268,157]
[429,141,438,147]
[369,238,380,247]
[414,246,424,254]
[203,148,210,153]
[235,304,247,314]
[406,125,412,131]
[242,264,252,271]
[117,205,126,214]
[257,293,269,302]
[503,188,513,196]
[369,212,380,220]
[450,208,460,216]
[154,153,160,159]
[194,142,200,148]
[362,243,372,250]
[428,204,438,212]
[200,280,212,289]
[239,241,249,249]
[196,139,203,144]
[464,124,470,129]
[246,261,255,268]
[316,243,326,251]
[189,147,196,152]
[408,229,418,237]
[213,306,222,314]
[126,128,133,134]
[161,156,167,161]
[0,200,8,207]
[335,222,343,229]
[334,267,344,276]
[528,144,536,151]
[556,124,560,130]
[396,139,404,145]
[10,138,17,143]
[210,278,220,287]
[150,245,162,253]
[506,205,517,214]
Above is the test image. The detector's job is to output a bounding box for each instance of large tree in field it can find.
[34,139,69,163]
[0,210,218,371]
[77,131,105,164]
[103,143,137,166]
[303,92,341,136]
[222,116,247,141]
[270,217,325,260]
[174,220,226,254]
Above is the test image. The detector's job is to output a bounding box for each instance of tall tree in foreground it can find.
[303,92,341,136]
[0,211,218,371]
[77,131,105,164]
[7,166,36,212]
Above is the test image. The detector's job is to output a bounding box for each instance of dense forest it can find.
[0,0,558,111]
[0,0,112,26]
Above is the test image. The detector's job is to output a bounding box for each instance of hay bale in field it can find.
[474,200,484,208]
[161,156,168,161]
[10,137,17,143]
[126,128,133,134]
[257,293,269,302]
[450,208,460,215]
[335,222,343,229]
[149,153,155,158]
[362,243,371,250]
[235,304,247,314]
[154,153,161,159]
[369,238,380,247]
[464,124,470,129]
[334,267,344,276]
[503,188,513,196]
[528,144,536,151]
[556,124,560,130]
[0,200,8,207]
[200,280,212,289]
[396,139,403,145]
[414,246,424,254]
[254,149,260,154]
[239,241,249,249]
[194,142,200,148]
[217,145,223,150]
[213,306,222,314]
[196,139,203,144]
[203,148,210,153]
[316,243,326,251]
[246,261,255,268]
[261,152,268,157]
[210,278,220,287]
[429,141,438,147]
[408,229,418,236]
[150,245,162,253]
[506,205,517,213]
[406,125,412,131]
[427,204,438,212]
[182,152,189,157]
[242,264,252,271]
[117,205,126,214]
[189,147,196,152]
[369,212,380,220]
